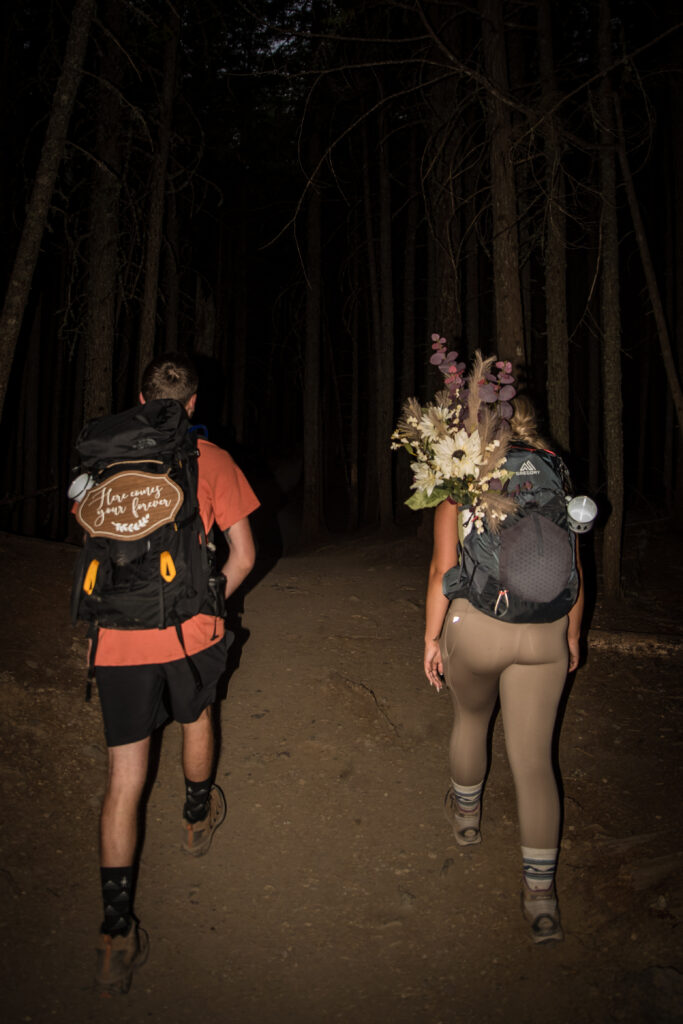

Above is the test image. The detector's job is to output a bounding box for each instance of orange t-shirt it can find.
[94,438,260,666]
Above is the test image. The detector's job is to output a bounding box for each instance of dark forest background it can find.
[1,0,682,598]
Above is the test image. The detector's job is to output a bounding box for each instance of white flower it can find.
[432,428,482,480]
[431,436,459,479]
[456,429,482,474]
[416,404,452,441]
[410,461,442,496]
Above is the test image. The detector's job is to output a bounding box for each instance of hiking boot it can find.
[444,786,482,847]
[521,879,564,944]
[181,784,226,856]
[95,924,149,995]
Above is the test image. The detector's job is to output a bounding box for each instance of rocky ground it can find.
[1,520,682,1023]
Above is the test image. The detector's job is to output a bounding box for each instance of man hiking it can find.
[72,353,259,994]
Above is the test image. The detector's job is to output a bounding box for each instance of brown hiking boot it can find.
[181,784,226,856]
[95,925,149,995]
[443,786,482,846]
[521,879,564,944]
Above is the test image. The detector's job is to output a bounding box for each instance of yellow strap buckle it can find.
[160,551,176,582]
[83,559,99,595]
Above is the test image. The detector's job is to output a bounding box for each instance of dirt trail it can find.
[1,530,682,1023]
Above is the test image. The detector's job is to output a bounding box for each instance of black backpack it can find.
[442,443,579,623]
[70,399,223,633]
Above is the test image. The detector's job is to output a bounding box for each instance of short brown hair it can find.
[140,353,199,403]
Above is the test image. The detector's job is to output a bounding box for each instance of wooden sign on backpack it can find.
[75,470,183,540]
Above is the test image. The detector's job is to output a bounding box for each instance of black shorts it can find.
[95,634,232,748]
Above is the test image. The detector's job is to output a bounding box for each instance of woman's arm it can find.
[424,499,460,690]
[567,536,584,672]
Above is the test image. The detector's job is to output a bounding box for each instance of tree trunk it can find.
[164,186,179,352]
[85,0,123,422]
[194,276,215,358]
[349,236,360,530]
[424,65,462,349]
[538,0,570,452]
[47,323,68,537]
[362,125,382,523]
[396,144,419,525]
[588,293,601,497]
[464,189,480,358]
[614,95,683,438]
[17,302,42,534]
[401,153,418,402]
[230,181,248,442]
[662,115,676,514]
[376,109,395,529]
[302,136,323,539]
[426,222,436,354]
[479,0,525,374]
[636,339,651,496]
[138,7,179,380]
[428,153,460,345]
[672,72,683,519]
[0,0,96,419]
[597,0,624,599]
[507,23,531,369]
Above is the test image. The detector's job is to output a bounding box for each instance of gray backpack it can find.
[442,444,579,623]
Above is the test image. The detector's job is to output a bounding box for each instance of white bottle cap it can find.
[67,473,93,502]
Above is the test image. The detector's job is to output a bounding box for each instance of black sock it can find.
[183,776,212,823]
[100,866,133,936]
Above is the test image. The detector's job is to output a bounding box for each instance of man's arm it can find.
[220,517,256,599]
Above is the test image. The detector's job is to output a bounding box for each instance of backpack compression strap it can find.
[85,623,98,702]
[174,624,204,693]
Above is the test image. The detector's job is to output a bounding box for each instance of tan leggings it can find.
[440,598,568,849]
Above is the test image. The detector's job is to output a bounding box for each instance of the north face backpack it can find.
[70,399,223,634]
[441,443,579,623]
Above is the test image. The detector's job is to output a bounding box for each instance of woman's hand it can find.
[567,633,580,673]
[424,500,459,693]
[424,638,444,691]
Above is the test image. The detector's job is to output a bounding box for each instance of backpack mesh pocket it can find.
[499,514,573,603]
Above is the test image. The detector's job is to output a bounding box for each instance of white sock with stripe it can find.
[522,846,558,892]
[451,779,483,813]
